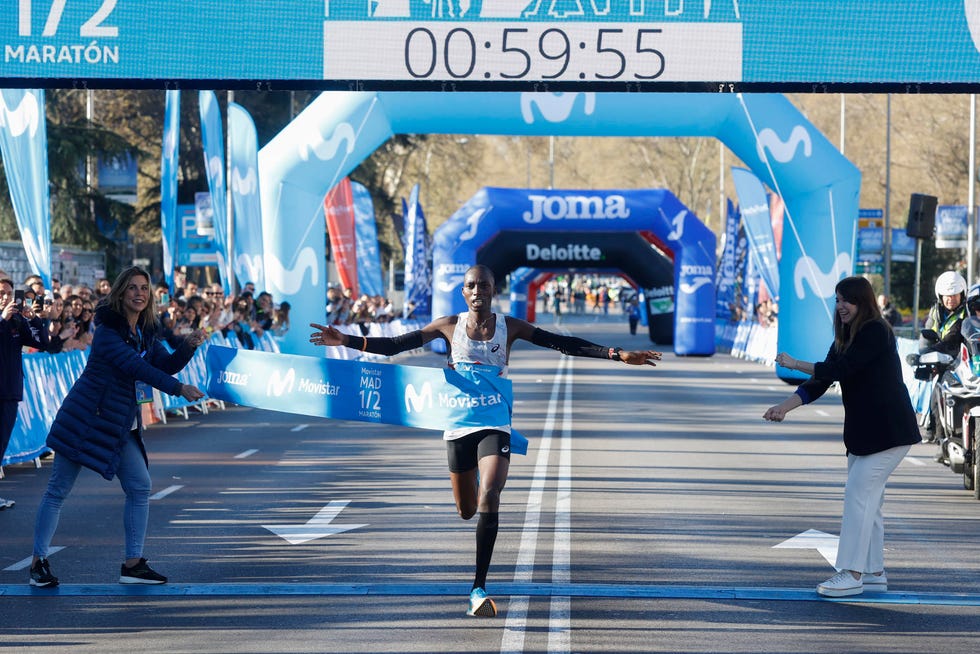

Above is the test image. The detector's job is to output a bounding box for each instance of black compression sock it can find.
[472,512,499,591]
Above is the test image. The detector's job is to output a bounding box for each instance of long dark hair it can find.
[833,276,888,352]
[102,266,159,331]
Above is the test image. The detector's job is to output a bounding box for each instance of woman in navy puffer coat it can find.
[28,267,206,588]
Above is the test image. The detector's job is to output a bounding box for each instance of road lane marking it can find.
[150,485,184,501]
[290,424,309,432]
[2,582,978,606]
[501,355,567,654]
[550,358,573,654]
[774,529,838,566]
[904,456,926,466]
[234,449,259,459]
[262,500,367,544]
[4,547,65,572]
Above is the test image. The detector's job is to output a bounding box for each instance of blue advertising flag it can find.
[199,90,231,293]
[351,181,385,297]
[731,167,780,299]
[205,346,527,454]
[161,90,180,290]
[228,102,265,291]
[0,89,52,286]
[403,183,432,319]
[715,198,741,320]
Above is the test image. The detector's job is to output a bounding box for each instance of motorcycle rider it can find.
[921,271,969,442]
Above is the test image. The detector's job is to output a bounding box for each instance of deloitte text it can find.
[526,243,603,262]
[522,194,630,224]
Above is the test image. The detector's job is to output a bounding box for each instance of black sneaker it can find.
[29,558,59,588]
[119,558,167,585]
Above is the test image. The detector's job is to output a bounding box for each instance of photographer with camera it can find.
[0,277,49,511]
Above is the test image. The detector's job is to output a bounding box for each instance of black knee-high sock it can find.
[472,512,499,591]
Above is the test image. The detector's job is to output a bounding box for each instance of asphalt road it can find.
[1,320,978,654]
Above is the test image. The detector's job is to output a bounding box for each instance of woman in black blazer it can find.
[764,275,920,598]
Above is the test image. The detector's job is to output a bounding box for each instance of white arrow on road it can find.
[262,500,367,545]
[773,529,839,566]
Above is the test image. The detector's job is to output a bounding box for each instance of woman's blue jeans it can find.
[33,431,152,561]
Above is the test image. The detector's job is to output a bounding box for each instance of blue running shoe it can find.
[467,587,497,617]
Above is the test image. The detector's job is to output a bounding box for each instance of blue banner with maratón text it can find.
[205,347,527,454]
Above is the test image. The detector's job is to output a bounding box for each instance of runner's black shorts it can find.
[446,429,511,472]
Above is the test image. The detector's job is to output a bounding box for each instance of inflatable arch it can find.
[431,187,715,355]
[259,92,859,379]
[507,267,639,323]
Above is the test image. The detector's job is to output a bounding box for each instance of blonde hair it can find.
[102,266,159,331]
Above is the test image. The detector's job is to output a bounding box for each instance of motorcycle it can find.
[946,318,980,499]
[907,329,957,442]
[911,321,980,499]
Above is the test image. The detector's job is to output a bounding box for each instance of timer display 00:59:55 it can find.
[400,25,665,81]
[321,21,741,83]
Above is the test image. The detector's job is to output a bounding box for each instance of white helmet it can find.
[935,271,967,298]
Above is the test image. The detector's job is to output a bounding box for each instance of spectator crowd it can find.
[1,268,405,355]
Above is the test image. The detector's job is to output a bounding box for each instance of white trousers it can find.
[835,444,911,574]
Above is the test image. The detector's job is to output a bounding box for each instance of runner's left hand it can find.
[620,350,662,366]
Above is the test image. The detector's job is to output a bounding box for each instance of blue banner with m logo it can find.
[206,347,527,454]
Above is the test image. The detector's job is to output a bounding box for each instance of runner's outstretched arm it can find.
[309,319,451,356]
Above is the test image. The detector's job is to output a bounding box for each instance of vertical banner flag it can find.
[715,198,740,320]
[769,194,785,260]
[732,211,750,319]
[0,89,52,286]
[324,177,359,295]
[403,183,432,319]
[351,181,385,297]
[731,167,780,299]
[199,90,231,294]
[227,102,265,291]
[160,90,180,290]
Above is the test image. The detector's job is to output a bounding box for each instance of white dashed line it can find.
[4,547,65,571]
[150,485,184,500]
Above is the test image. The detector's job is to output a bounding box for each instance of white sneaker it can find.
[860,571,887,591]
[817,570,863,597]
[0,497,14,510]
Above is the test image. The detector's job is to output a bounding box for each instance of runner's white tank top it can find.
[444,312,510,440]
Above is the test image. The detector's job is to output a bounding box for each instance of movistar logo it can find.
[0,91,41,138]
[405,382,433,413]
[231,166,257,196]
[520,92,595,124]
[299,121,355,162]
[267,368,296,397]
[523,194,630,224]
